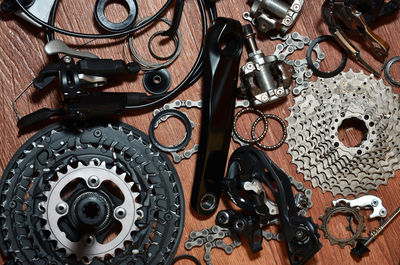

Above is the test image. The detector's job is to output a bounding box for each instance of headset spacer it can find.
[149,109,192,152]
[384,56,400,87]
[94,0,138,32]
[306,35,347,78]
[233,108,268,143]
[251,114,287,150]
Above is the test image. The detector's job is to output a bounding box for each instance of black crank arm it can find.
[190,17,243,215]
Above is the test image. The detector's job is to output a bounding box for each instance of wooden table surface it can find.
[0,0,400,264]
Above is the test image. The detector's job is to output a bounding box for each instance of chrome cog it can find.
[42,159,143,263]
[286,70,400,196]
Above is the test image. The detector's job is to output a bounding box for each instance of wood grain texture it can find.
[0,0,400,264]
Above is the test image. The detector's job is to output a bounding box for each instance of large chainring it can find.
[286,70,400,197]
[0,121,185,265]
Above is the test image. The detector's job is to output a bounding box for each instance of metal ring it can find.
[149,109,192,152]
[94,0,138,32]
[384,56,400,87]
[171,254,201,265]
[143,68,172,95]
[128,17,183,71]
[251,114,287,150]
[148,31,180,60]
[233,108,268,143]
[306,35,347,78]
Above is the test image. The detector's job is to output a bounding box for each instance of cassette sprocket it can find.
[286,70,400,196]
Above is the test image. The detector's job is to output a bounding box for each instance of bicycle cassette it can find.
[0,120,185,265]
[286,70,400,197]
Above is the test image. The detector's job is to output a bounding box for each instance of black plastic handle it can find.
[190,17,243,215]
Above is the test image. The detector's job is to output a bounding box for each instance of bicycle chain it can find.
[272,32,326,96]
[0,121,185,265]
[184,174,312,264]
[152,99,250,163]
[184,225,242,265]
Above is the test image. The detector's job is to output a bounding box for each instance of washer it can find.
[306,35,347,78]
[143,68,172,95]
[94,0,138,32]
[384,56,400,87]
[149,109,192,152]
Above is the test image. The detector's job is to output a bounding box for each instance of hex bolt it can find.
[115,207,127,219]
[56,202,68,215]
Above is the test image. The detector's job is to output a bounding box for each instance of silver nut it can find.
[276,88,285,96]
[63,56,72,63]
[114,207,127,219]
[261,94,269,102]
[56,202,68,215]
[87,175,100,188]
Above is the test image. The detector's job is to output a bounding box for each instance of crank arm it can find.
[191,17,243,215]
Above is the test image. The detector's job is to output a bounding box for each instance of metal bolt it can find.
[88,175,100,188]
[234,219,245,232]
[85,234,95,246]
[295,230,304,240]
[9,200,16,209]
[38,202,46,212]
[217,211,230,225]
[115,207,127,219]
[56,202,68,214]
[276,88,284,96]
[63,56,72,63]
[93,130,102,137]
[261,94,269,102]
